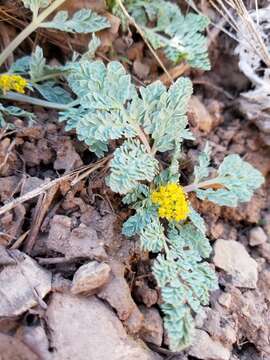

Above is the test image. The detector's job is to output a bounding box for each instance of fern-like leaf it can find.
[107,139,159,194]
[153,225,217,350]
[125,0,210,70]
[139,78,193,152]
[194,142,211,183]
[22,0,50,16]
[40,9,110,33]
[196,154,264,206]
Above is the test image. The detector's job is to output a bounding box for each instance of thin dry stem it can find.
[209,0,270,67]
[116,0,174,84]
[0,157,110,216]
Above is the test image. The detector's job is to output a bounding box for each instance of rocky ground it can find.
[0,1,270,359]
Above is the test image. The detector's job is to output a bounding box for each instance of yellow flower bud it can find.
[0,74,28,94]
[151,182,189,222]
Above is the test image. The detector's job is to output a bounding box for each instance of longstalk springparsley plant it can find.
[0,0,265,351]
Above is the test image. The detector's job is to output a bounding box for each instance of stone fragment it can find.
[140,306,163,346]
[125,306,144,334]
[97,261,136,320]
[47,215,71,254]
[0,245,16,265]
[258,243,270,262]
[189,329,231,360]
[218,293,232,308]
[0,176,20,201]
[47,216,107,261]
[0,333,39,360]
[135,281,158,307]
[71,261,111,295]
[66,224,107,261]
[46,293,161,360]
[213,239,258,288]
[53,138,83,171]
[0,251,51,317]
[249,226,268,246]
[20,176,45,195]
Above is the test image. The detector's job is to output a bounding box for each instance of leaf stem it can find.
[0,92,79,110]
[184,178,220,193]
[0,0,67,67]
[32,72,68,83]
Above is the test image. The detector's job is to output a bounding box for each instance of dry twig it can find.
[116,0,174,84]
[0,156,111,216]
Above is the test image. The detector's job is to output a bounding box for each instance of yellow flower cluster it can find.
[0,74,28,94]
[151,183,189,222]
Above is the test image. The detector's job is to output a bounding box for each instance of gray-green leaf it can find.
[194,142,211,183]
[107,139,159,194]
[40,9,110,33]
[196,154,264,206]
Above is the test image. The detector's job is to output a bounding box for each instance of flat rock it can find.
[249,227,268,246]
[66,224,107,261]
[213,239,258,288]
[0,250,51,317]
[189,329,231,360]
[125,306,144,334]
[140,306,163,346]
[46,293,161,360]
[0,333,39,360]
[16,325,51,360]
[47,216,107,261]
[47,215,71,254]
[71,261,111,295]
[97,261,137,320]
[0,245,16,265]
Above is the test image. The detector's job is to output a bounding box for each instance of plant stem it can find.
[32,72,68,83]
[184,178,221,193]
[0,0,67,67]
[0,92,79,110]
[116,0,173,84]
[135,125,152,154]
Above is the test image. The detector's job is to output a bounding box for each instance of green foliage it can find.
[139,79,194,152]
[40,9,110,33]
[22,0,50,16]
[194,142,211,183]
[0,103,35,127]
[196,154,265,206]
[81,34,101,61]
[1,1,265,352]
[34,81,73,104]
[59,59,263,349]
[113,0,210,70]
[9,56,31,74]
[29,46,67,81]
[107,139,159,194]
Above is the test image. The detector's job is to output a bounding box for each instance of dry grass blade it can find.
[209,0,270,67]
[116,0,174,85]
[0,156,111,216]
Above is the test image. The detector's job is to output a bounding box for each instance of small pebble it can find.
[249,227,267,246]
